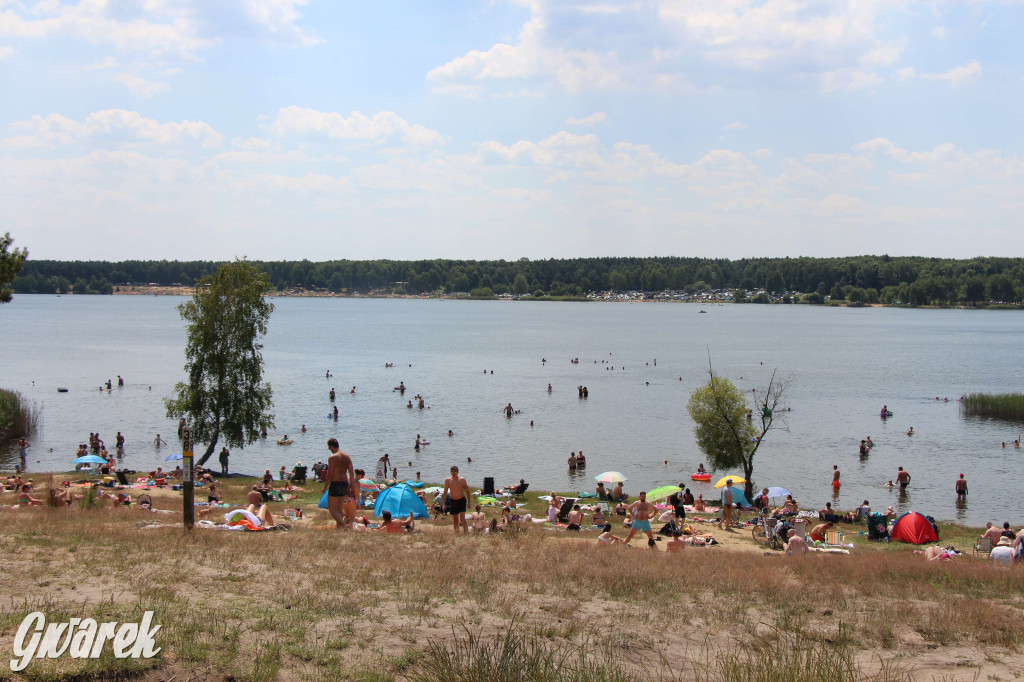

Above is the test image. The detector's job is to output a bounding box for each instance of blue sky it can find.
[1,0,1022,261]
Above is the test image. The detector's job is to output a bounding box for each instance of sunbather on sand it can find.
[692,495,706,512]
[597,524,623,545]
[246,485,275,527]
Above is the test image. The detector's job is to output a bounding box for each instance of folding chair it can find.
[513,482,529,499]
[793,518,807,539]
[975,537,993,556]
[556,497,577,523]
[825,529,845,546]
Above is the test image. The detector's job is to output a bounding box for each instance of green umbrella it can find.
[646,484,683,501]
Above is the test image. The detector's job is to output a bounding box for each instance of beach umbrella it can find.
[373,483,429,519]
[72,454,107,465]
[646,485,683,501]
[359,478,379,492]
[164,453,184,461]
[594,471,627,484]
[765,486,791,499]
[712,475,746,489]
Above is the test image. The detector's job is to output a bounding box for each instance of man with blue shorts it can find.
[624,491,657,546]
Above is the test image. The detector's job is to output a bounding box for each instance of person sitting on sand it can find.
[470,504,488,532]
[614,500,628,516]
[682,488,694,505]
[693,494,707,512]
[591,506,607,527]
[613,482,625,500]
[566,505,583,531]
[808,521,832,543]
[18,489,46,506]
[547,498,559,524]
[666,530,687,553]
[377,510,414,533]
[597,524,624,545]
[245,485,275,527]
[785,528,808,556]
[596,482,609,500]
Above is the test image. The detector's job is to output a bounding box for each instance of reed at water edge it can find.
[0,388,38,443]
[961,392,1024,422]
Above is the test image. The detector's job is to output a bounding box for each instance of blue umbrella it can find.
[765,486,791,499]
[72,454,107,464]
[373,483,429,519]
[164,453,184,461]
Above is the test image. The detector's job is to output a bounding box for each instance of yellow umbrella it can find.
[712,476,746,489]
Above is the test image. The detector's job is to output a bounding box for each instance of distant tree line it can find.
[11,255,1024,306]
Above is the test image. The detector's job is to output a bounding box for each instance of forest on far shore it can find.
[11,255,1024,306]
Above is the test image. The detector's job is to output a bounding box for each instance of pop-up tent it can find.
[719,486,751,508]
[890,511,939,544]
[374,483,430,519]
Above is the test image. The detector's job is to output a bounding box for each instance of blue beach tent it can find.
[719,485,751,508]
[373,483,430,519]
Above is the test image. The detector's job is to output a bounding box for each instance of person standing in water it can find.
[504,402,514,418]
[955,473,968,500]
[832,465,841,490]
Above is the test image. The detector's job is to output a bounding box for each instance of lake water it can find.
[2,295,1023,526]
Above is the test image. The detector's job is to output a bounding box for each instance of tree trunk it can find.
[195,431,219,467]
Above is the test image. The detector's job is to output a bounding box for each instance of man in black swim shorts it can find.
[323,437,356,529]
[444,465,470,534]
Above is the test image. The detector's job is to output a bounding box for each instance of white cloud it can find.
[113,74,170,98]
[566,112,607,126]
[2,109,223,149]
[0,45,15,59]
[429,1,916,95]
[897,67,915,80]
[723,121,746,131]
[923,60,982,86]
[932,26,947,39]
[268,107,445,147]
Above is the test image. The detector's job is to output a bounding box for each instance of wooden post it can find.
[182,426,194,531]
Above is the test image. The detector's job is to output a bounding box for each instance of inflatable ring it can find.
[691,473,712,481]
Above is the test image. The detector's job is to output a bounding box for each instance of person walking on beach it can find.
[444,466,470,534]
[668,484,686,523]
[955,473,968,500]
[324,437,356,529]
[219,446,230,475]
[718,479,734,530]
[624,492,657,545]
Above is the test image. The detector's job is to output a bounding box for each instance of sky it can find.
[1,0,1023,262]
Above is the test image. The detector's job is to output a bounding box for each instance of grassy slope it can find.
[0,476,1021,682]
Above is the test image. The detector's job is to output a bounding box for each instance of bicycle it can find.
[751,509,786,550]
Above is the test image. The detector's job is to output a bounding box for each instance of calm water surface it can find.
[2,295,1023,526]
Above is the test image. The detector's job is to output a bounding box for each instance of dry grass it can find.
[0,479,1022,681]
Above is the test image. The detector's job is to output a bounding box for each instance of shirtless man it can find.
[245,485,275,527]
[832,465,841,489]
[377,510,414,533]
[786,528,808,556]
[623,491,657,545]
[444,465,470,533]
[323,437,356,529]
[896,466,911,490]
[982,522,1003,546]
[666,531,687,553]
[504,402,514,418]
[955,473,968,499]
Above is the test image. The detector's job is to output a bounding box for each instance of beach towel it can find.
[225,509,263,531]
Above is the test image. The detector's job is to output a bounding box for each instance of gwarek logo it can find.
[10,611,161,672]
